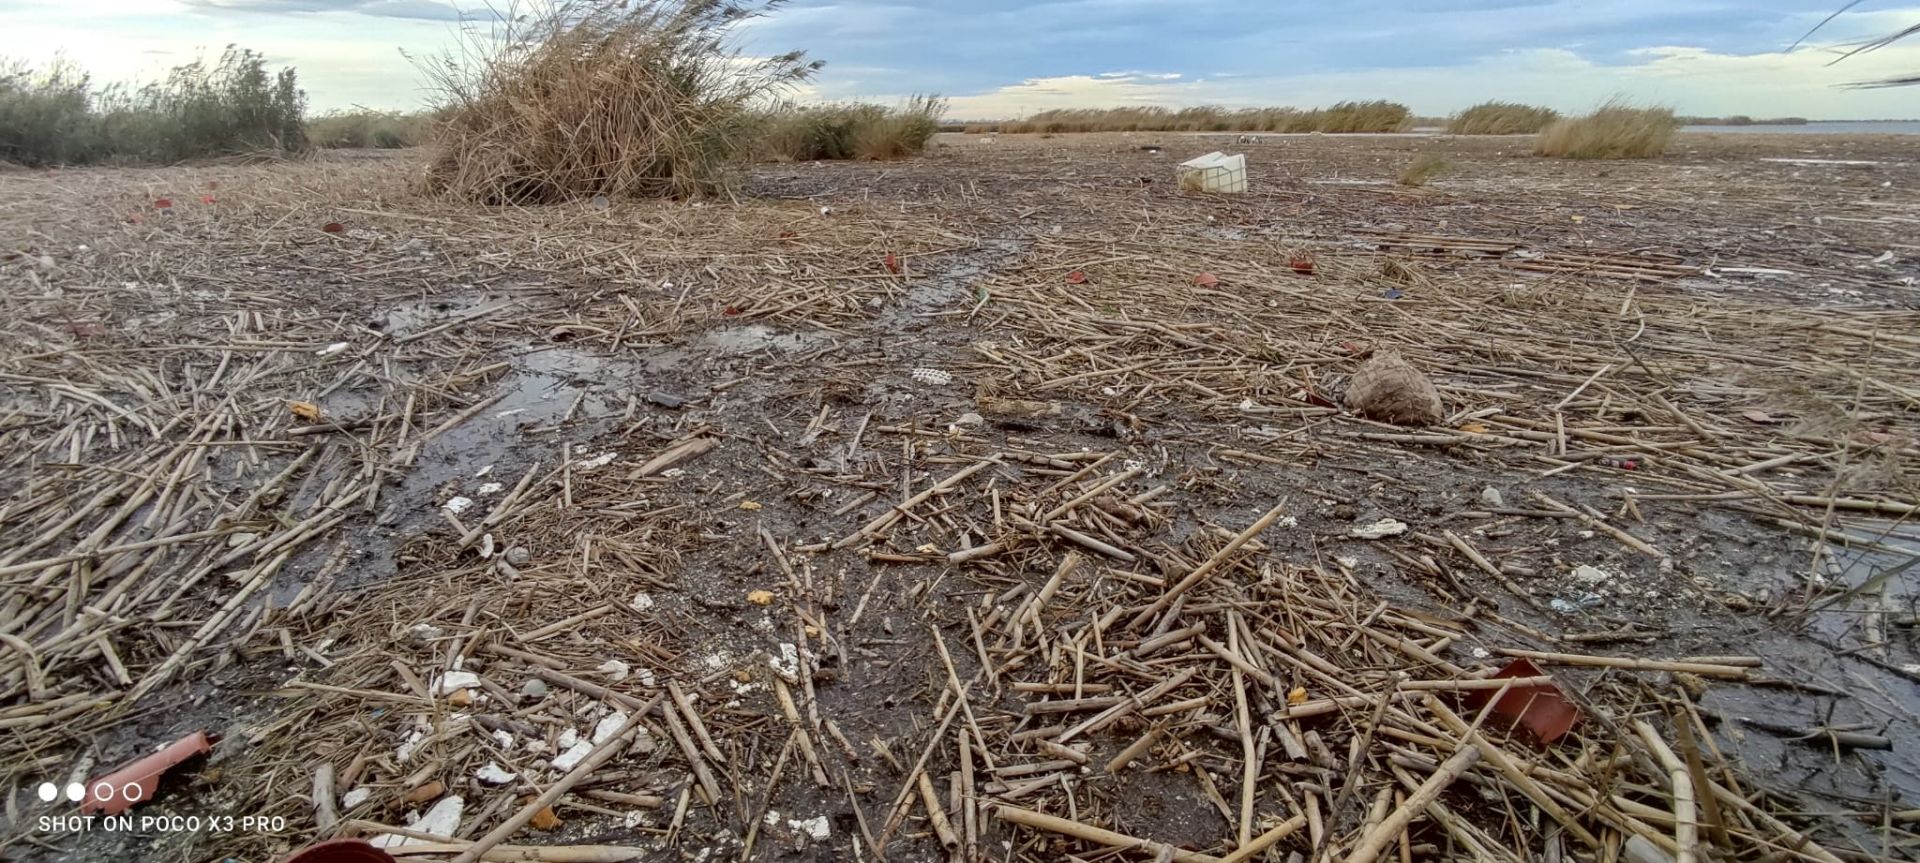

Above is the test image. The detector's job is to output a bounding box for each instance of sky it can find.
[5,0,1920,119]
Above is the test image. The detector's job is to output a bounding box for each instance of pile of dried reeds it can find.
[1536,101,1678,159]
[423,0,819,203]
[1446,101,1560,135]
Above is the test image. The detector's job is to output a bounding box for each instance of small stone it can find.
[747,589,775,606]
[952,412,985,428]
[644,391,686,409]
[505,547,531,566]
[520,679,549,699]
[1479,486,1504,508]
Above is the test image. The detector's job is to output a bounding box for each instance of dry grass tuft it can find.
[308,109,435,149]
[755,96,944,161]
[1447,101,1559,135]
[423,0,819,203]
[1535,101,1678,159]
[1397,152,1449,187]
[975,101,1411,135]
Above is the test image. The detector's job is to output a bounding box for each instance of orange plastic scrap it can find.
[79,731,213,815]
[1466,658,1582,745]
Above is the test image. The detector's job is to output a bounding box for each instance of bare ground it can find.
[2,131,1919,862]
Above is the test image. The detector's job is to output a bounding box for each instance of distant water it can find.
[1682,121,1920,135]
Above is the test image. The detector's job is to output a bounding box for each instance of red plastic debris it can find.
[79,731,213,815]
[153,199,172,210]
[280,838,397,863]
[200,194,217,205]
[321,222,346,234]
[1192,272,1219,288]
[1064,270,1088,285]
[884,252,902,274]
[722,305,743,316]
[1288,256,1315,275]
[1466,659,1581,745]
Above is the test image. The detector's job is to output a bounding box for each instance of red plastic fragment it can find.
[80,731,213,815]
[1192,272,1219,288]
[1064,270,1088,284]
[1466,659,1581,745]
[322,222,346,233]
[884,252,902,274]
[1288,256,1315,275]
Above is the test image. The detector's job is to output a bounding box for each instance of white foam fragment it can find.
[551,740,592,772]
[1348,518,1408,540]
[592,711,628,745]
[769,642,800,682]
[433,670,480,695]
[342,787,372,808]
[577,452,617,470]
[318,342,349,356]
[476,762,517,785]
[631,592,655,611]
[396,729,426,763]
[443,496,474,515]
[477,482,505,495]
[790,815,831,840]
[374,795,464,847]
[597,659,631,682]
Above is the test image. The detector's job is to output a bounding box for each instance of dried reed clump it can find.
[1535,101,1678,159]
[1397,152,1449,187]
[1446,101,1560,135]
[423,0,819,203]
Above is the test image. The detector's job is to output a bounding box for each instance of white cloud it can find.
[935,40,1920,119]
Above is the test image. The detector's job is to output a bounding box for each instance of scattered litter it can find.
[443,496,474,516]
[1468,658,1581,744]
[591,711,628,745]
[597,659,631,682]
[769,642,800,682]
[550,740,592,772]
[289,401,323,423]
[374,795,463,848]
[317,342,349,357]
[475,763,516,785]
[739,500,762,511]
[789,815,831,841]
[1572,564,1613,585]
[575,452,617,470]
[477,482,504,495]
[341,788,371,808]
[631,592,655,611]
[747,589,775,606]
[1178,151,1249,194]
[433,670,480,695]
[78,731,212,815]
[1348,518,1409,540]
[910,367,953,386]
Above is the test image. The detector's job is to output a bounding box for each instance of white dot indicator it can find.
[36,783,56,802]
[66,783,86,803]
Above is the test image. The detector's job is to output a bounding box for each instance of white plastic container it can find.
[1178,151,1248,193]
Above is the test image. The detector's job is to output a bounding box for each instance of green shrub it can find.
[1535,101,1678,159]
[0,48,306,166]
[1447,102,1560,135]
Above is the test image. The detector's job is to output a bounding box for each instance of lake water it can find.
[1682,121,1920,135]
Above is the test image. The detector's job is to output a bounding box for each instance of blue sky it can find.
[6,1,1920,117]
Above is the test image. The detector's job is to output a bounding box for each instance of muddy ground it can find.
[2,131,1918,862]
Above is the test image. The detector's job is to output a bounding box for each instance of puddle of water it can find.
[697,324,827,356]
[370,292,488,338]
